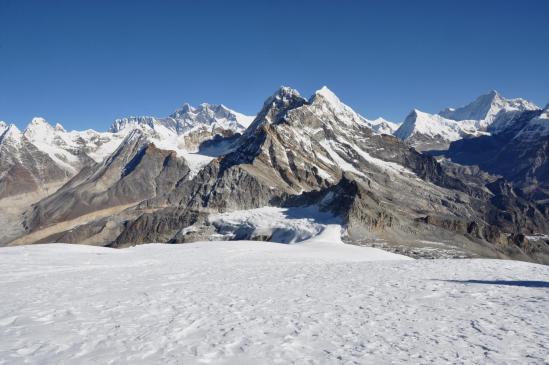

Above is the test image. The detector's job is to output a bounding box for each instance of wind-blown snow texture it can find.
[1,239,547,364]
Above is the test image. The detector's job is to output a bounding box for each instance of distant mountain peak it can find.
[440,91,538,125]
[269,86,302,103]
[249,87,307,129]
[27,117,52,128]
[488,89,499,96]
[313,86,340,103]
[54,123,66,132]
[364,117,399,135]
[109,101,254,134]
[0,124,23,144]
[393,108,479,150]
[171,103,195,117]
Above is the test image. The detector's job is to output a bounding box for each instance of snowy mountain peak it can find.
[394,109,480,150]
[109,102,254,135]
[440,91,538,126]
[488,89,499,97]
[24,117,56,139]
[169,102,254,130]
[313,86,341,104]
[0,124,23,144]
[251,87,307,126]
[109,116,157,133]
[308,86,368,127]
[270,86,302,102]
[171,103,195,118]
[54,123,66,132]
[27,117,52,128]
[364,117,399,135]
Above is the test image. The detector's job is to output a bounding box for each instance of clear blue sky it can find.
[1,0,548,131]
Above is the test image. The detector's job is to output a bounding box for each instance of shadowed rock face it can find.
[7,88,549,263]
[447,110,549,202]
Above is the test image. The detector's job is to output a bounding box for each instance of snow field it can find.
[0,237,547,364]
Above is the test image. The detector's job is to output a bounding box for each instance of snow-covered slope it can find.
[394,91,538,151]
[394,109,481,150]
[110,103,254,134]
[0,123,23,146]
[1,242,547,364]
[364,117,399,135]
[308,86,399,135]
[440,90,538,130]
[108,103,255,173]
[514,103,549,140]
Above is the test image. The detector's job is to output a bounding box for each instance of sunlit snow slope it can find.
[0,236,547,364]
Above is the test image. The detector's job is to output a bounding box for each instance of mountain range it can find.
[1,87,548,264]
[394,91,538,151]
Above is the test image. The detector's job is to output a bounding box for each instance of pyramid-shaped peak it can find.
[6,123,21,133]
[25,117,55,135]
[312,86,341,105]
[0,123,23,142]
[172,103,195,116]
[406,108,426,119]
[440,90,537,122]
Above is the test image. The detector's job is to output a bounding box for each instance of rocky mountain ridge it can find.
[2,87,548,264]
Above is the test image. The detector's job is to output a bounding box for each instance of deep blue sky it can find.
[1,0,548,131]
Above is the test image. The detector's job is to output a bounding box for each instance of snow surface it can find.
[1,239,548,364]
[394,109,479,142]
[207,206,341,243]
